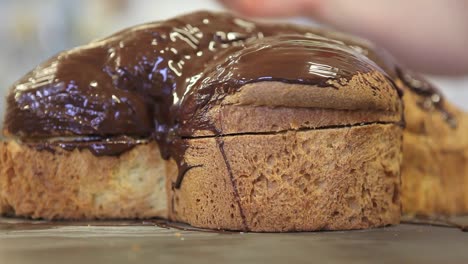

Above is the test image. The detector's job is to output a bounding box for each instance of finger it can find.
[218,0,323,17]
[319,0,468,74]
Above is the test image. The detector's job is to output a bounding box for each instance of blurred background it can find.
[0,0,467,123]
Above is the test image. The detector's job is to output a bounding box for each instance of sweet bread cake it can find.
[0,11,465,231]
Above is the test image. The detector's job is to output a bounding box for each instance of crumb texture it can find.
[401,90,468,216]
[0,142,167,220]
[172,124,402,232]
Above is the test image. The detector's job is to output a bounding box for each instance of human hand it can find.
[219,0,468,75]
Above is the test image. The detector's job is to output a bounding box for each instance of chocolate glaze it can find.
[2,11,456,190]
[402,215,468,232]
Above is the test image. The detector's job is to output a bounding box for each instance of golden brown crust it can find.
[401,90,468,216]
[0,141,167,220]
[207,105,401,136]
[191,72,403,137]
[170,124,402,232]
[223,72,400,112]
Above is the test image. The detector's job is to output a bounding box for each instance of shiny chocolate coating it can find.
[3,11,385,154]
[2,11,455,189]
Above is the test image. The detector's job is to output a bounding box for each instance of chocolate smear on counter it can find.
[143,219,239,233]
[402,215,468,232]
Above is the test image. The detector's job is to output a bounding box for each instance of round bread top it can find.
[177,34,401,136]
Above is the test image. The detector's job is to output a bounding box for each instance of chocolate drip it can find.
[402,215,468,232]
[143,219,239,233]
[2,11,455,189]
[216,137,248,230]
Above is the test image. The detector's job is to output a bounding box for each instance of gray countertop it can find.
[1,217,467,264]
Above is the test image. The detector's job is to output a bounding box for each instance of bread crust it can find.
[190,73,402,137]
[207,104,401,136]
[224,72,400,112]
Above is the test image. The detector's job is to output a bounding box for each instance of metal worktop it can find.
[0,217,467,264]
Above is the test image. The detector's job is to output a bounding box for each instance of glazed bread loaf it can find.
[0,11,465,231]
[0,75,404,231]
